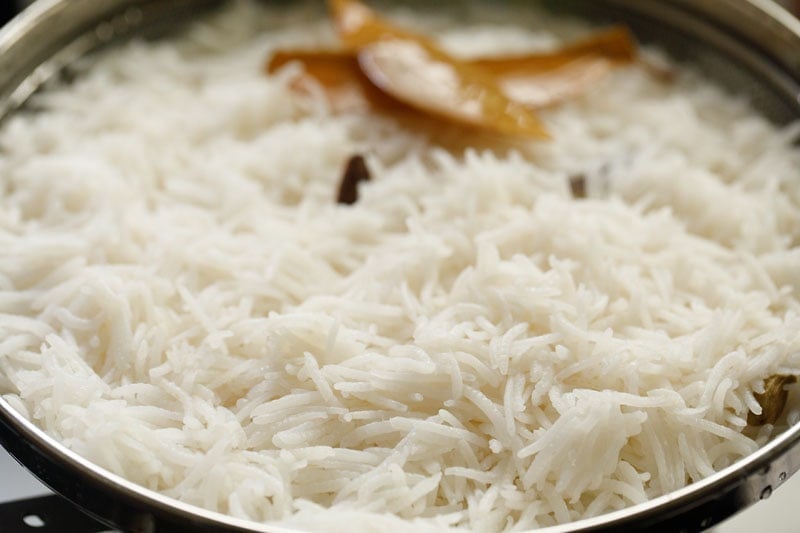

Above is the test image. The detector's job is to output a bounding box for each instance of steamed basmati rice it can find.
[1,1,800,531]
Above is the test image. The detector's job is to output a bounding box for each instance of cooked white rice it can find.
[1,1,800,531]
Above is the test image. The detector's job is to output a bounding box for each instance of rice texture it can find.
[1,1,799,531]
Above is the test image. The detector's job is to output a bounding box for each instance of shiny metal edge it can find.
[684,0,800,73]
[0,0,120,117]
[0,0,223,119]
[599,0,800,122]
[0,0,798,532]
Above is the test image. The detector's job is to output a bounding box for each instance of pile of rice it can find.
[1,1,799,531]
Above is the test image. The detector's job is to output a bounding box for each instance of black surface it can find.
[0,3,16,27]
[0,495,109,533]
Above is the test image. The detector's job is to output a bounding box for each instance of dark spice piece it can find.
[569,173,587,199]
[748,375,797,426]
[337,154,371,205]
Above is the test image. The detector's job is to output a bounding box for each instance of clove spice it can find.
[337,154,371,205]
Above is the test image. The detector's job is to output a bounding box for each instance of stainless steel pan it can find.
[0,1,799,531]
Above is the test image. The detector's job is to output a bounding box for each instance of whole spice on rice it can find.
[268,1,637,136]
[267,27,636,114]
[337,154,372,205]
[330,0,549,138]
[569,173,587,199]
[748,375,798,426]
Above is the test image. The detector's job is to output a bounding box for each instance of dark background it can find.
[0,1,29,26]
[0,1,797,27]
[0,3,15,27]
